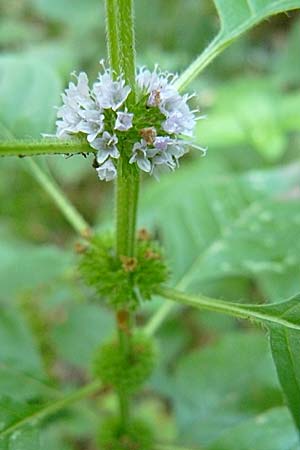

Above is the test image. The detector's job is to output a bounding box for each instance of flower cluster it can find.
[78,230,169,310]
[55,62,205,181]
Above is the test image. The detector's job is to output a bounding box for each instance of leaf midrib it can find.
[158,287,300,332]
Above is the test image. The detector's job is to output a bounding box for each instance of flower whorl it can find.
[55,62,205,181]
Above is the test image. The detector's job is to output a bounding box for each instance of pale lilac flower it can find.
[53,62,204,182]
[96,158,117,181]
[56,72,97,139]
[153,136,173,151]
[56,105,82,138]
[137,66,198,137]
[151,137,179,171]
[93,71,131,110]
[67,72,94,109]
[114,111,134,131]
[91,131,120,164]
[129,140,152,172]
[78,109,105,142]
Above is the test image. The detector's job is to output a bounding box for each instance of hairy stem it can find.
[116,163,139,256]
[118,0,136,100]
[0,138,91,157]
[106,0,138,431]
[105,0,120,74]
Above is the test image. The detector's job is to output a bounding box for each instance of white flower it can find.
[114,111,134,131]
[52,62,204,182]
[91,131,120,164]
[152,137,180,171]
[96,158,117,181]
[68,72,94,109]
[137,66,197,137]
[78,109,105,142]
[93,71,131,110]
[129,140,152,172]
[56,72,98,139]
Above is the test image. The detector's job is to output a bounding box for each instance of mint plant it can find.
[0,0,300,449]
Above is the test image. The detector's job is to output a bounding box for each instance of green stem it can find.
[26,159,91,238]
[105,0,120,74]
[117,0,136,100]
[105,0,138,431]
[144,270,191,336]
[144,301,175,337]
[0,139,91,157]
[114,164,139,431]
[0,380,102,439]
[116,163,139,256]
[117,326,131,428]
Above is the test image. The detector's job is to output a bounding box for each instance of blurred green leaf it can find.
[214,0,299,35]
[0,19,43,47]
[0,398,40,450]
[197,78,300,161]
[208,407,299,450]
[0,367,53,401]
[0,427,39,450]
[51,303,114,368]
[0,56,62,138]
[173,332,281,446]
[0,307,44,375]
[273,19,300,88]
[0,382,100,449]
[184,200,300,300]
[270,326,300,433]
[141,161,300,301]
[31,0,103,28]
[176,0,300,90]
[0,236,72,300]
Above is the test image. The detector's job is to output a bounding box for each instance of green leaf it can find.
[0,428,40,450]
[51,304,114,368]
[31,0,103,28]
[0,307,44,376]
[141,162,300,301]
[0,368,53,402]
[157,287,300,333]
[173,332,280,445]
[273,20,300,88]
[0,382,101,445]
[158,287,300,434]
[0,398,40,450]
[0,237,72,300]
[269,326,300,433]
[208,407,299,450]
[176,0,300,90]
[197,78,300,161]
[0,56,62,138]
[184,200,300,299]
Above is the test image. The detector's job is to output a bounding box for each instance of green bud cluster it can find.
[92,333,156,393]
[98,416,154,450]
[78,231,168,309]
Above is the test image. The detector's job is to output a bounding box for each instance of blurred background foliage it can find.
[0,0,300,448]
